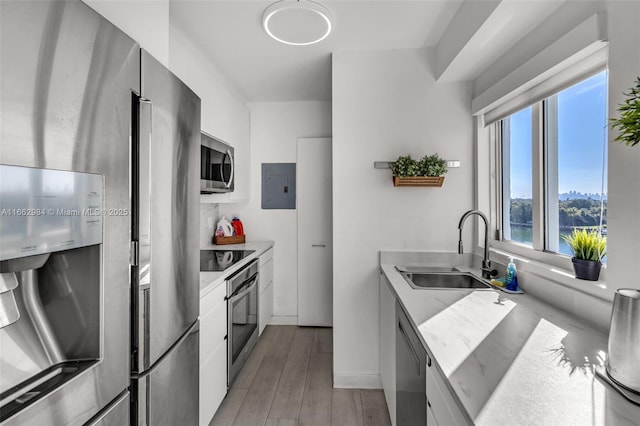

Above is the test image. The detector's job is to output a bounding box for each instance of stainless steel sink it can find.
[395,265,459,273]
[400,272,491,290]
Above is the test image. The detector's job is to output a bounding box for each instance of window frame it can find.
[488,70,608,279]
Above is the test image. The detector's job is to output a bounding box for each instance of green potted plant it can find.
[417,154,448,177]
[391,155,418,177]
[562,228,607,281]
[391,153,447,187]
[609,76,640,147]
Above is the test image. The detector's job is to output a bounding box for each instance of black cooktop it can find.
[200,250,255,272]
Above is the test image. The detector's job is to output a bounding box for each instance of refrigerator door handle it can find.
[132,321,199,380]
[138,99,152,290]
[132,95,152,374]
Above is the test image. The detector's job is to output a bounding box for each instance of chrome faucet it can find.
[458,210,498,279]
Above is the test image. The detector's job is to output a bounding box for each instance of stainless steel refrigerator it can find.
[0,1,200,425]
[129,50,201,426]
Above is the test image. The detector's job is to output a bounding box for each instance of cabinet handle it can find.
[398,320,420,375]
[311,244,326,247]
[427,400,432,408]
[427,354,432,367]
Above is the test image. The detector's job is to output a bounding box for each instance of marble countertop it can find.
[380,251,640,426]
[200,241,274,296]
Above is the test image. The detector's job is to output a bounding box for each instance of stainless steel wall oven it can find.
[226,260,259,386]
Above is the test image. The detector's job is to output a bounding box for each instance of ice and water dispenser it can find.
[0,165,104,419]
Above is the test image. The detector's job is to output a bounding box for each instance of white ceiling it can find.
[170,0,464,102]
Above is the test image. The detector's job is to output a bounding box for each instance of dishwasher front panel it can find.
[396,301,427,426]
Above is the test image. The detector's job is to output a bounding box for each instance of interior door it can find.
[297,138,332,326]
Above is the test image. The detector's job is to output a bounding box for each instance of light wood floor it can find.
[211,325,391,426]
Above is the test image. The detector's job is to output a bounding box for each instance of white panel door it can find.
[297,138,332,326]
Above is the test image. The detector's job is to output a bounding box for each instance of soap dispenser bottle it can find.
[506,257,518,291]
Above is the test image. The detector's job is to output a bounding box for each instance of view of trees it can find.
[510,198,607,228]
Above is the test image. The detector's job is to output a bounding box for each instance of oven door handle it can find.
[228,276,258,303]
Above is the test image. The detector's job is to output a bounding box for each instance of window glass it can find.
[497,70,608,264]
[501,106,533,246]
[544,72,608,258]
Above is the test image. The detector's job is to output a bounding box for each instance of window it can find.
[498,71,608,259]
[501,106,533,247]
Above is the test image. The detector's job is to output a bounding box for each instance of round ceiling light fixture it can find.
[262,0,333,46]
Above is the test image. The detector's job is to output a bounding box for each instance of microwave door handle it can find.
[218,154,225,186]
[225,149,234,189]
[228,276,258,303]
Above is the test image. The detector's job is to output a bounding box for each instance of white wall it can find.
[602,1,640,294]
[199,204,219,248]
[83,0,169,67]
[332,48,473,388]
[168,24,249,148]
[220,102,332,323]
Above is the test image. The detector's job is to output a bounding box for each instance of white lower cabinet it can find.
[200,339,227,426]
[259,281,273,335]
[258,248,274,335]
[426,355,468,426]
[382,270,468,426]
[380,274,396,425]
[199,283,227,426]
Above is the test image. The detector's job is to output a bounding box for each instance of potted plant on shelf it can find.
[609,76,640,147]
[562,228,607,281]
[391,153,448,187]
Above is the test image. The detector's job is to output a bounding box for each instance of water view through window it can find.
[501,71,608,260]
[502,106,533,247]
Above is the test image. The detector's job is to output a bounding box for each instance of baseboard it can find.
[269,315,298,325]
[333,374,382,389]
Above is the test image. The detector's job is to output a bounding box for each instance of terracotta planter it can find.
[572,257,602,281]
[392,176,444,187]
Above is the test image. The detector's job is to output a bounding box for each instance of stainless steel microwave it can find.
[201,132,234,193]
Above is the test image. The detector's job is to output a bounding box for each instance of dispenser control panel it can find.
[0,165,104,260]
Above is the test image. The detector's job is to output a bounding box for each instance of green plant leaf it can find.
[417,153,448,176]
[561,228,606,261]
[391,155,418,177]
[609,76,640,147]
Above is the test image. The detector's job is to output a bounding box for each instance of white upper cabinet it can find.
[228,133,250,202]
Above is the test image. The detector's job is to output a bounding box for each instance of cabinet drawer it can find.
[201,282,226,317]
[199,340,227,426]
[259,281,273,335]
[259,248,273,267]
[426,361,467,426]
[259,258,274,294]
[200,297,226,364]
